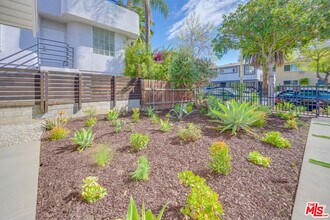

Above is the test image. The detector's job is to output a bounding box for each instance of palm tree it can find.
[244,50,286,95]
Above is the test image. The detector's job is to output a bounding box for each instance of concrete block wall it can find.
[0,99,140,125]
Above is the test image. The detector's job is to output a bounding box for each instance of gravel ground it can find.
[0,121,44,147]
[37,113,310,220]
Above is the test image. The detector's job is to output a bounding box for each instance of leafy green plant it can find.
[309,159,330,168]
[93,144,114,167]
[49,126,70,140]
[247,151,271,167]
[81,176,107,203]
[276,111,297,120]
[113,119,127,133]
[295,105,307,112]
[199,106,207,114]
[129,133,149,151]
[85,117,97,127]
[252,111,267,127]
[178,171,224,220]
[256,105,272,115]
[284,119,298,129]
[73,128,94,151]
[208,142,232,175]
[159,118,172,132]
[145,106,155,117]
[186,102,194,113]
[131,156,150,181]
[84,107,98,117]
[210,99,260,135]
[178,123,202,142]
[107,109,120,121]
[132,108,140,123]
[277,102,294,111]
[261,131,291,148]
[43,118,57,130]
[151,114,159,124]
[168,102,194,120]
[126,196,167,220]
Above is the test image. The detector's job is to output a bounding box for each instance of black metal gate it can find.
[204,81,330,118]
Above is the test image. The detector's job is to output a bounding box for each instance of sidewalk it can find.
[292,117,330,219]
[0,122,42,220]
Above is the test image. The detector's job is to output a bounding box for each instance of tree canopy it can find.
[213,0,329,93]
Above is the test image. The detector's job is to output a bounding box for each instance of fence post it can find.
[259,81,263,105]
[40,71,45,112]
[78,73,82,110]
[315,83,319,118]
[44,71,48,112]
[113,76,116,108]
[140,78,144,109]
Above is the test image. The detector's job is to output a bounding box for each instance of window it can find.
[244,66,255,75]
[292,80,298,85]
[317,79,325,85]
[93,27,115,56]
[283,80,291,85]
[284,64,299,72]
[220,67,238,74]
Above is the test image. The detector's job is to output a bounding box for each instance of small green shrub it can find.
[81,176,107,203]
[284,119,298,129]
[49,126,70,140]
[73,128,94,151]
[178,123,202,142]
[131,156,150,181]
[276,111,297,120]
[247,151,271,167]
[126,196,167,220]
[168,103,193,120]
[85,117,97,127]
[295,105,307,112]
[94,144,114,167]
[210,99,260,135]
[107,109,120,121]
[165,113,171,119]
[256,105,272,115]
[178,171,224,220]
[159,118,172,132]
[261,131,291,148]
[277,102,294,111]
[132,108,140,123]
[199,106,207,114]
[145,106,155,117]
[42,118,57,130]
[151,114,159,124]
[208,142,232,175]
[113,119,126,133]
[252,111,267,127]
[186,102,194,113]
[129,133,149,151]
[84,107,98,117]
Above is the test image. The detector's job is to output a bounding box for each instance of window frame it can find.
[93,27,115,57]
[244,65,255,75]
[220,66,238,74]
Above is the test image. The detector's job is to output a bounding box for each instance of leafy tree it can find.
[169,48,216,89]
[213,0,328,96]
[177,13,215,59]
[124,41,171,80]
[296,40,330,87]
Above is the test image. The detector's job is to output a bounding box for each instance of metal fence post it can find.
[259,81,263,105]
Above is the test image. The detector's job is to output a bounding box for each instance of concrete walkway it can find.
[292,117,330,220]
[0,122,42,220]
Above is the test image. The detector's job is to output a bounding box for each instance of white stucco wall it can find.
[212,65,261,82]
[0,24,37,68]
[66,22,126,74]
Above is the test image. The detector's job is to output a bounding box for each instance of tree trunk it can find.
[262,64,268,96]
[266,58,275,106]
[127,0,132,6]
[144,0,151,51]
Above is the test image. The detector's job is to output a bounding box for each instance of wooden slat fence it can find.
[0,68,141,112]
[141,79,194,110]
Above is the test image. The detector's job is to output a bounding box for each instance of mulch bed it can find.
[36,112,311,220]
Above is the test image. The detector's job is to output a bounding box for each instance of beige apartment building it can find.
[276,63,323,86]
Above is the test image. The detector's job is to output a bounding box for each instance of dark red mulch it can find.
[36,112,311,220]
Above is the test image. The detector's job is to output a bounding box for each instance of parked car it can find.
[205,88,238,101]
[275,88,330,110]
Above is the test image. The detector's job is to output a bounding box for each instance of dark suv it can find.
[275,88,330,110]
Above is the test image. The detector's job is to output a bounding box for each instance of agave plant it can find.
[126,196,167,220]
[210,99,260,135]
[73,128,94,151]
[168,102,194,120]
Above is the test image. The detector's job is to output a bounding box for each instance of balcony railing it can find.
[0,38,74,70]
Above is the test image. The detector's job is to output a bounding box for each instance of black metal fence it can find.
[204,81,330,118]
